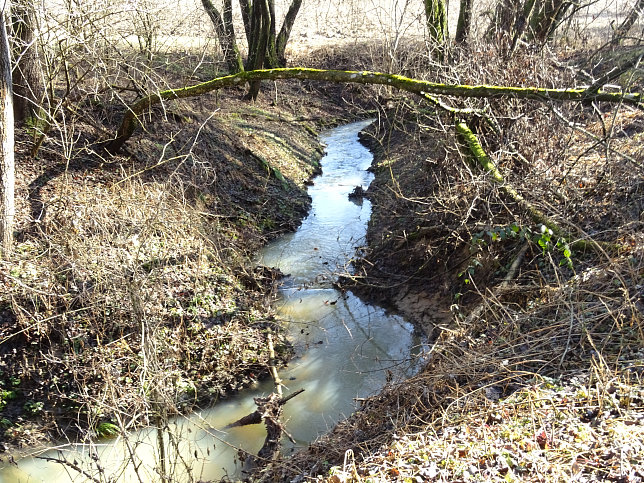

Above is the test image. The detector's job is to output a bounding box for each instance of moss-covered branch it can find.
[455,121,620,253]
[107,67,643,153]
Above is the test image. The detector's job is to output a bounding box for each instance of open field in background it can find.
[38,0,634,69]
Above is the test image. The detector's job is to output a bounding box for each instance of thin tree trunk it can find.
[0,7,15,258]
[487,0,523,50]
[222,0,235,40]
[266,0,278,67]
[424,0,449,58]
[509,0,536,54]
[201,0,244,73]
[455,0,473,45]
[246,0,264,70]
[528,0,572,44]
[246,0,270,99]
[11,0,42,124]
[612,0,644,45]
[275,0,302,66]
[239,0,252,45]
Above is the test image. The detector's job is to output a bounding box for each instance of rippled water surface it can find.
[1,120,422,482]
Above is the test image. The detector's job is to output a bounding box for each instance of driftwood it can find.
[223,388,304,430]
[223,330,304,475]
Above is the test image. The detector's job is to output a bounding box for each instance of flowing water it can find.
[0,120,423,482]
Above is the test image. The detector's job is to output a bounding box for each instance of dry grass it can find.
[1,172,273,441]
[259,39,644,483]
[267,249,643,481]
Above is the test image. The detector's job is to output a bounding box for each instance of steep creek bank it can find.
[339,122,457,337]
[0,85,351,458]
[1,119,427,481]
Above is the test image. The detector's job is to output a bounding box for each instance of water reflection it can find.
[0,120,423,482]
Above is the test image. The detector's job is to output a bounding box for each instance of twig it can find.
[223,389,305,429]
[267,331,283,397]
[37,454,103,483]
[550,105,643,169]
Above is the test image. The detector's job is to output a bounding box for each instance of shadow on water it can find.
[0,119,426,482]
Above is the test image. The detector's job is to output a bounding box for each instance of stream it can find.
[0,120,423,482]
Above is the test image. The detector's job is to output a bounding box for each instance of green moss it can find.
[96,422,120,438]
[108,67,642,153]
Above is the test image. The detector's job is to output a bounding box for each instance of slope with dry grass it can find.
[263,47,644,482]
[0,75,350,453]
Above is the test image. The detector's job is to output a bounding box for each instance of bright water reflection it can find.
[0,120,423,482]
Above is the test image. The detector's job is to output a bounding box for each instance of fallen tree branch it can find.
[223,330,304,477]
[267,331,283,397]
[223,388,304,429]
[454,120,622,254]
[106,68,643,152]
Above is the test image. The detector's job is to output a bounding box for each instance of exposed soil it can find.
[262,49,644,482]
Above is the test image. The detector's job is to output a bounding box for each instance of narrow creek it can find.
[0,120,423,482]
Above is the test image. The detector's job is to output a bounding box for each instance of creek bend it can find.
[1,120,423,482]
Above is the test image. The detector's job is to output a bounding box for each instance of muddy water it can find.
[0,120,422,482]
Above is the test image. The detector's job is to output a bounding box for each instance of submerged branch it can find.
[223,388,305,430]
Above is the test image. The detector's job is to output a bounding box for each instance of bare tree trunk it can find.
[239,0,252,44]
[527,0,572,44]
[455,0,474,45]
[11,0,42,124]
[245,0,303,74]
[201,0,244,73]
[0,7,15,258]
[612,0,644,45]
[509,0,536,54]
[424,0,449,58]
[487,0,523,50]
[275,0,302,66]
[263,0,303,67]
[246,0,270,99]
[266,0,278,67]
